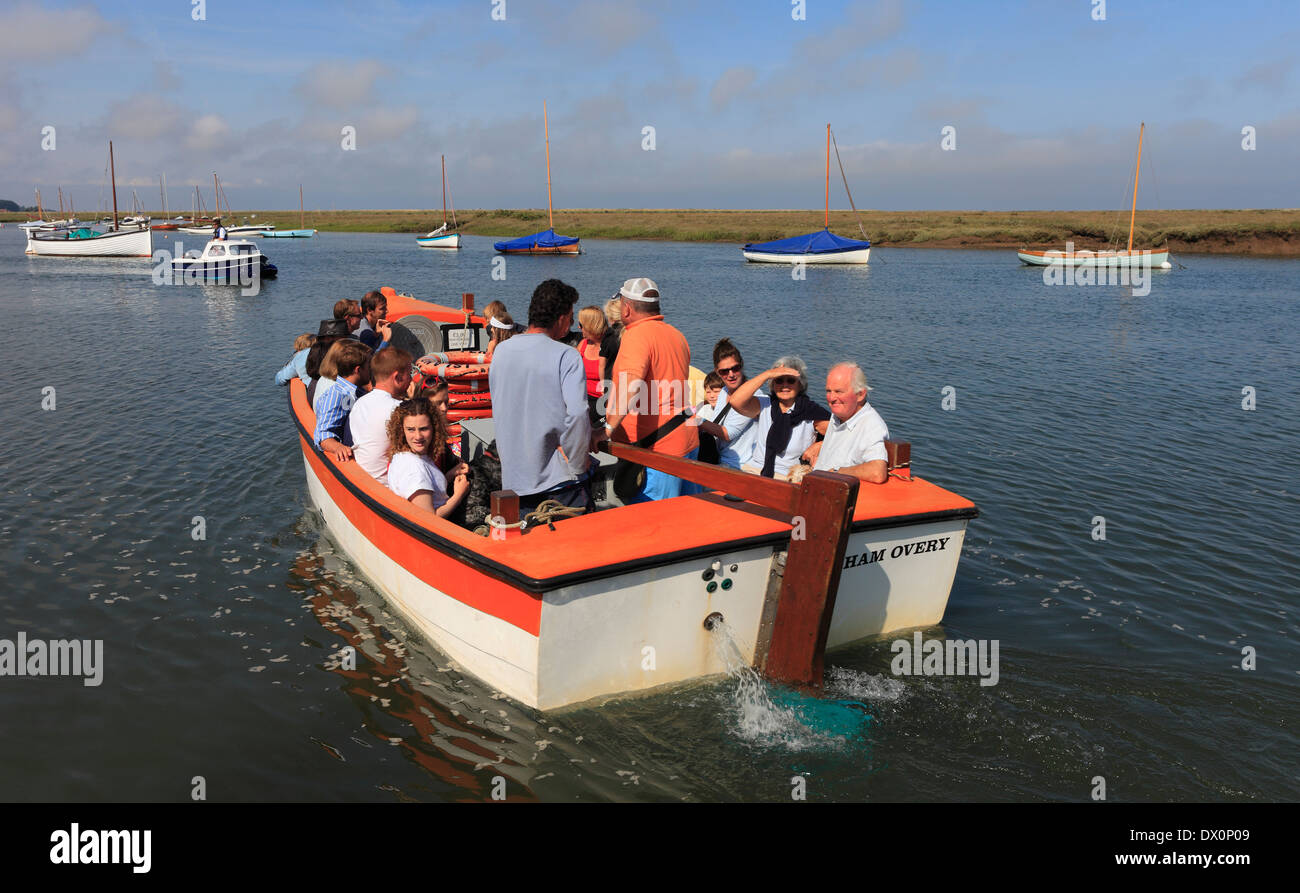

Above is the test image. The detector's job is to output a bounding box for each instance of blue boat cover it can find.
[494,228,580,251]
[742,227,870,255]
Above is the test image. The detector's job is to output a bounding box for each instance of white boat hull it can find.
[743,247,871,264]
[300,442,970,710]
[1017,248,1170,268]
[25,227,153,257]
[417,234,462,249]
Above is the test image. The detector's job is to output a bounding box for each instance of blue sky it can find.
[1,0,1295,212]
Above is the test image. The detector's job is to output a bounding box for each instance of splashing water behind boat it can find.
[707,619,873,751]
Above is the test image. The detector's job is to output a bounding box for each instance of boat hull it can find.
[170,255,276,282]
[417,233,462,248]
[291,363,975,709]
[260,229,316,238]
[496,243,580,255]
[743,247,871,264]
[25,227,153,257]
[1017,248,1169,267]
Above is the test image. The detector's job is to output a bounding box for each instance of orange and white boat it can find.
[291,292,979,709]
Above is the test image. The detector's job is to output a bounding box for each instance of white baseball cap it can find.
[618,277,660,302]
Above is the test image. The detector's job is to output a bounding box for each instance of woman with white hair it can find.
[726,354,831,480]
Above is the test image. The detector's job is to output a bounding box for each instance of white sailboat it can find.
[417,155,461,248]
[1017,123,1172,269]
[25,143,153,257]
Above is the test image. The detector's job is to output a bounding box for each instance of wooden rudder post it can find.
[759,470,859,688]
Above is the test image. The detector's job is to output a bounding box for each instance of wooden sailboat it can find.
[261,185,317,238]
[743,124,872,264]
[417,155,461,248]
[1018,122,1171,268]
[494,102,580,255]
[25,142,153,257]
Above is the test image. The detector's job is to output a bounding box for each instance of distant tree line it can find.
[0,200,24,212]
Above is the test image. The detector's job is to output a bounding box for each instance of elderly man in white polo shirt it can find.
[809,361,889,484]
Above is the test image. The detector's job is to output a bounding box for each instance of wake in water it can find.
[708,621,874,751]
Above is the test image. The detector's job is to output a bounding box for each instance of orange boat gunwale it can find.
[290,382,978,594]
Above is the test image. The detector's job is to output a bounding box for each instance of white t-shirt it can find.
[718,386,768,470]
[347,389,402,484]
[311,376,336,413]
[814,402,890,472]
[747,403,818,478]
[387,452,448,509]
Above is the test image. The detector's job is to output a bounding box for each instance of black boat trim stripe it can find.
[291,391,978,594]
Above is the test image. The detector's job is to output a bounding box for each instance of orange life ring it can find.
[445,379,489,393]
[446,407,493,422]
[446,392,492,410]
[423,351,489,366]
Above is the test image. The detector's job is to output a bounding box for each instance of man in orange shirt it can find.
[604,278,700,502]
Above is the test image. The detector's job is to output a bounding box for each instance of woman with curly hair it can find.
[385,397,470,518]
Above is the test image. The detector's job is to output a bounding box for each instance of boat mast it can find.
[109,141,119,230]
[161,173,169,218]
[544,102,554,232]
[213,172,220,219]
[441,155,447,227]
[1128,122,1144,254]
[825,123,831,230]
[300,184,305,229]
[58,187,64,219]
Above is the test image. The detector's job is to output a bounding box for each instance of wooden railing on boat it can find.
[493,442,860,692]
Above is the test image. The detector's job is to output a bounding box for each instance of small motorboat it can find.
[170,239,277,282]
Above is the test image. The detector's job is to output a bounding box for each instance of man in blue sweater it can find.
[489,279,595,516]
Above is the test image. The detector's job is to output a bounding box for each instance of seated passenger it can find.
[575,305,607,425]
[356,291,392,351]
[305,319,350,406]
[347,347,414,484]
[727,355,831,481]
[484,310,516,360]
[275,333,316,386]
[693,370,727,465]
[808,362,890,484]
[313,340,373,462]
[704,337,765,470]
[385,397,470,519]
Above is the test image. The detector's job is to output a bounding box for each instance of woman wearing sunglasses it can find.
[726,355,830,481]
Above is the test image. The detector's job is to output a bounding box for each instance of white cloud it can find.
[294,59,391,109]
[709,66,756,111]
[186,114,232,152]
[0,1,115,61]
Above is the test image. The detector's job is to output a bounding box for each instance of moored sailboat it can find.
[417,156,461,248]
[25,143,153,257]
[260,185,317,238]
[494,103,580,255]
[743,124,872,264]
[1017,123,1172,269]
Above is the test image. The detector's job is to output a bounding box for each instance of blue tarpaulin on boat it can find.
[494,228,579,251]
[742,227,871,255]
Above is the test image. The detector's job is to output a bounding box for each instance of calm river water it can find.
[0,228,1295,802]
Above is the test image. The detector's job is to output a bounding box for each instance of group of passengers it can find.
[275,278,892,526]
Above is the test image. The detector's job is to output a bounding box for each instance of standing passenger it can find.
[604,278,699,501]
[488,279,595,516]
